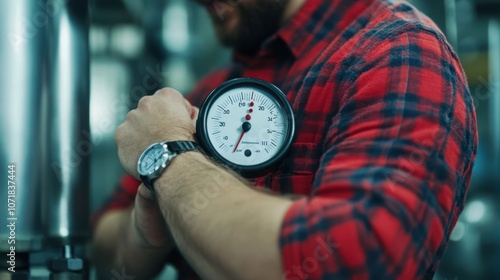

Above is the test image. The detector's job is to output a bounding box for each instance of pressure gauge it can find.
[196,78,295,176]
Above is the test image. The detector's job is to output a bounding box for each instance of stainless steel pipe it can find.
[488,19,500,180]
[44,0,90,242]
[0,0,90,250]
[0,0,46,252]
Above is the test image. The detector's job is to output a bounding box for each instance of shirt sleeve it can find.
[279,28,478,279]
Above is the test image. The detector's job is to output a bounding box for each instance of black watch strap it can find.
[140,175,155,196]
[167,141,198,154]
[140,141,198,199]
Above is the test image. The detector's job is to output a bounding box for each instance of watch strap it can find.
[140,175,156,199]
[141,141,198,199]
[167,141,198,154]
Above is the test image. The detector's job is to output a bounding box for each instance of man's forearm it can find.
[93,208,173,280]
[155,152,293,280]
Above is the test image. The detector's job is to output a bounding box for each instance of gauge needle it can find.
[233,121,252,153]
[233,131,245,153]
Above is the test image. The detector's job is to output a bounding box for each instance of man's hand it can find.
[131,184,172,248]
[115,88,198,178]
[92,184,175,280]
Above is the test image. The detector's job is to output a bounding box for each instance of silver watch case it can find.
[137,142,177,179]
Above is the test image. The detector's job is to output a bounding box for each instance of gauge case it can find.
[196,78,295,178]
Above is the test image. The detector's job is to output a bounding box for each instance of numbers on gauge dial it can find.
[139,144,166,174]
[206,87,286,167]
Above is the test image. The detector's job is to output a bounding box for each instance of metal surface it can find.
[488,19,500,179]
[0,0,46,252]
[444,0,458,49]
[43,0,90,242]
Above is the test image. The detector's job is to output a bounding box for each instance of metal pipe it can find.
[444,0,458,50]
[44,0,90,242]
[0,0,46,252]
[488,19,500,179]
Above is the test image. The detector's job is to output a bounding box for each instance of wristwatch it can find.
[137,141,198,197]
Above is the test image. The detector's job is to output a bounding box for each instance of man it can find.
[92,0,478,279]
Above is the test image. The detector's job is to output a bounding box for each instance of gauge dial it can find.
[197,78,295,176]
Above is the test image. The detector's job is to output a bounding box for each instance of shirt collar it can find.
[279,0,376,58]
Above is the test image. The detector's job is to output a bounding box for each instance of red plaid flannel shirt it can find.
[94,0,478,279]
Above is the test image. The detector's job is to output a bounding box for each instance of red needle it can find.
[233,130,245,153]
[234,121,252,153]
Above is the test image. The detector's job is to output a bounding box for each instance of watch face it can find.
[137,143,169,176]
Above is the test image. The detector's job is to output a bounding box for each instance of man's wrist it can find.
[164,149,206,177]
[153,150,206,197]
[138,139,198,192]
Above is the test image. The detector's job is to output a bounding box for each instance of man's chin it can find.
[203,0,240,19]
[210,12,241,44]
[213,27,241,49]
[205,0,287,52]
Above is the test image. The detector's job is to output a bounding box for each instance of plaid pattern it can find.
[94,0,477,279]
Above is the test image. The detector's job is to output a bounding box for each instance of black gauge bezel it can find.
[196,78,295,177]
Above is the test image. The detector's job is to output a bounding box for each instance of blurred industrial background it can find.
[0,0,499,279]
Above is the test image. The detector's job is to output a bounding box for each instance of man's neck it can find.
[282,0,307,23]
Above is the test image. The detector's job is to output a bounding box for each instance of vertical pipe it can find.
[488,19,500,179]
[444,0,458,50]
[44,0,90,242]
[0,0,45,252]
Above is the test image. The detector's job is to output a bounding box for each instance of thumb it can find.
[184,99,198,120]
[133,184,171,248]
[191,106,199,129]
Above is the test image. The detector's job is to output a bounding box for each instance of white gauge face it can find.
[206,87,288,167]
[138,144,167,175]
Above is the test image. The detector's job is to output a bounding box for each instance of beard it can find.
[206,0,289,53]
